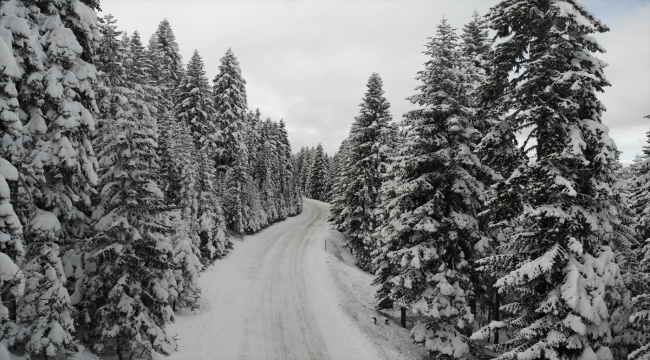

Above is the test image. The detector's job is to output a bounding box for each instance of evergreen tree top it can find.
[643,115,650,157]
[358,73,391,121]
[149,18,184,91]
[461,10,491,58]
[409,18,465,111]
[213,48,248,120]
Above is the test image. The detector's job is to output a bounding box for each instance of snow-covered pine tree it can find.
[213,48,250,234]
[324,148,340,204]
[332,73,395,271]
[174,49,230,262]
[460,11,491,72]
[328,140,352,230]
[0,3,42,353]
[256,118,277,223]
[461,10,494,136]
[631,124,650,241]
[278,120,301,216]
[18,211,78,358]
[148,19,184,107]
[307,144,328,201]
[458,9,504,339]
[628,233,650,359]
[196,147,230,261]
[85,18,176,359]
[293,147,308,196]
[0,1,101,356]
[175,50,215,150]
[470,2,634,359]
[0,161,22,326]
[622,115,650,359]
[25,0,100,241]
[0,5,27,264]
[372,19,489,358]
[240,109,265,232]
[0,11,27,344]
[302,147,314,196]
[148,19,184,204]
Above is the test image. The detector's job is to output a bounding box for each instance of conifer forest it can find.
[0,0,649,359]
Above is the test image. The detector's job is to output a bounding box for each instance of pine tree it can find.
[624,115,650,359]
[294,147,308,196]
[470,2,634,359]
[256,118,278,223]
[460,11,491,69]
[328,141,352,230]
[628,234,650,359]
[0,6,27,265]
[213,48,250,234]
[302,147,314,196]
[1,2,101,356]
[278,120,301,216]
[241,110,266,232]
[18,212,79,358]
[175,50,215,150]
[373,19,489,358]
[173,51,230,260]
[148,19,184,204]
[331,73,395,271]
[324,150,340,203]
[631,123,650,241]
[85,17,176,359]
[307,144,328,201]
[25,0,101,241]
[148,19,184,106]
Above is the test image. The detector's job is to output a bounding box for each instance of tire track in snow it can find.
[291,207,329,360]
[165,200,381,360]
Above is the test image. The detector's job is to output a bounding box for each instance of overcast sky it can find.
[99,0,650,161]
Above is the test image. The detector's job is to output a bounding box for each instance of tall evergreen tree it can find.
[460,11,491,68]
[148,19,184,204]
[631,123,650,241]
[278,120,302,215]
[85,17,177,359]
[2,1,101,357]
[302,147,314,196]
[470,2,634,360]
[148,19,184,106]
[329,73,395,271]
[624,115,650,359]
[212,48,250,234]
[174,49,229,261]
[373,19,488,358]
[175,50,215,150]
[307,144,328,201]
[328,140,352,228]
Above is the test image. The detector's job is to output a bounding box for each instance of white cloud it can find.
[99,0,649,157]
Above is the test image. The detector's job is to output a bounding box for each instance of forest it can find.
[296,5,650,360]
[0,0,649,360]
[0,1,301,359]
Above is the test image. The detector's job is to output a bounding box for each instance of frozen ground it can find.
[160,198,429,360]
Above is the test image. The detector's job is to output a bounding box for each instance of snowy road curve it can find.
[163,199,382,360]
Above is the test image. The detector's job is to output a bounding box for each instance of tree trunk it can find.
[486,291,492,343]
[494,291,500,344]
[400,307,406,328]
[117,336,124,360]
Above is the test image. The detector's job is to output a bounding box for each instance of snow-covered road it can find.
[162,198,387,360]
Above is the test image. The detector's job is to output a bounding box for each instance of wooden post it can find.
[400,307,406,328]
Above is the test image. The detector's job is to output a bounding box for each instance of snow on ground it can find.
[156,198,429,360]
